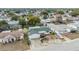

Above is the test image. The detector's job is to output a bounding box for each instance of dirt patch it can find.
[0,40,30,51]
[63,33,79,40]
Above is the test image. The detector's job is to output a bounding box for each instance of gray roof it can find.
[69,21,79,28]
[73,21,79,27]
[8,21,19,25]
[47,24,71,33]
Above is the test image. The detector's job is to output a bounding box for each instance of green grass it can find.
[50,32,56,35]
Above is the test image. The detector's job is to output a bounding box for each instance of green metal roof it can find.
[29,26,51,35]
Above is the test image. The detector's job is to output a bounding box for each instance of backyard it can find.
[0,39,30,51]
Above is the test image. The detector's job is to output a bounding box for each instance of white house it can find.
[67,21,79,31]
[47,23,73,34]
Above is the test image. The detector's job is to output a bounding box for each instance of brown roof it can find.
[0,30,24,38]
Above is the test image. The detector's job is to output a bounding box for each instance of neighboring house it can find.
[41,19,51,24]
[67,21,79,31]
[7,20,21,29]
[55,14,64,23]
[62,15,68,21]
[0,16,11,22]
[0,29,24,44]
[33,11,40,16]
[41,18,55,26]
[15,13,27,16]
[47,23,73,34]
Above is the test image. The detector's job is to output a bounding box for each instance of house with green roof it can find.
[28,26,51,40]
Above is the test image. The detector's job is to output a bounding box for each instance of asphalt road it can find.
[32,39,79,51]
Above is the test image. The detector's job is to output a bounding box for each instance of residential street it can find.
[32,38,79,51]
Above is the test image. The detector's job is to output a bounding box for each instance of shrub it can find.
[50,32,56,35]
[24,33,31,46]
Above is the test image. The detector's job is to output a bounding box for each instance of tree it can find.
[18,16,26,28]
[11,15,19,21]
[41,11,48,15]
[0,20,8,28]
[27,13,33,17]
[8,11,16,17]
[24,33,31,46]
[41,11,48,19]
[57,10,64,14]
[10,15,27,28]
[70,10,79,17]
[50,32,56,35]
[27,16,41,26]
[15,10,21,13]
